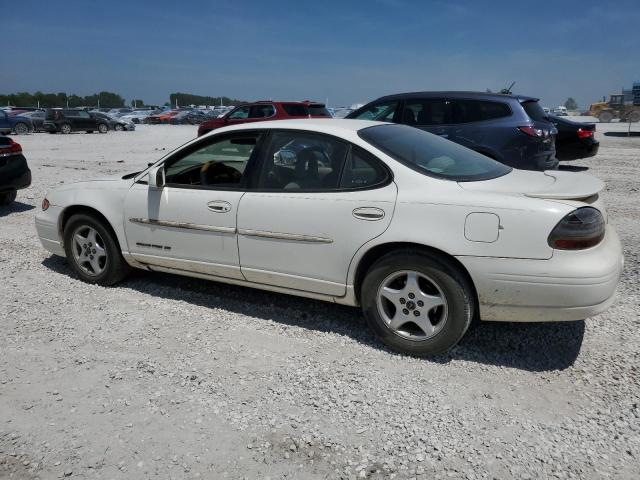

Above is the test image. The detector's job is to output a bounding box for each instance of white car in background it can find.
[119,110,154,124]
[35,120,623,356]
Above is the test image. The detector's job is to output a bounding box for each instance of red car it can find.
[197,101,331,136]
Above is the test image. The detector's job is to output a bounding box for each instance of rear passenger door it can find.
[237,130,397,296]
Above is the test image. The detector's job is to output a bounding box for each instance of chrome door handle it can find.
[352,207,385,221]
[207,200,232,213]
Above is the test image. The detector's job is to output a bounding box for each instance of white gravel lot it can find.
[1,122,639,479]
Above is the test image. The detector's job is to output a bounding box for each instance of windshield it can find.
[358,124,512,181]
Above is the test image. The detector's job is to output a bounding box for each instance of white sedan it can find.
[35,119,623,356]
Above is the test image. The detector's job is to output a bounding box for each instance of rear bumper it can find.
[0,155,31,192]
[456,226,623,322]
[556,139,600,161]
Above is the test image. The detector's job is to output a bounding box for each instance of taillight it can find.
[577,128,594,139]
[0,138,22,156]
[548,207,605,250]
[518,126,546,138]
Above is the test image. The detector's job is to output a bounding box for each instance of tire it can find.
[598,111,614,123]
[361,250,474,356]
[60,123,72,134]
[63,213,130,286]
[0,190,17,205]
[13,122,29,135]
[114,124,124,131]
[86,130,94,134]
[628,111,640,123]
[98,123,108,134]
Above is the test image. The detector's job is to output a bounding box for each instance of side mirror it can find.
[148,165,165,189]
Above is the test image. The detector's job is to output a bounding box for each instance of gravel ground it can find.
[1,123,639,479]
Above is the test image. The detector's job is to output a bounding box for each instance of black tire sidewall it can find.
[361,252,473,356]
[63,214,126,285]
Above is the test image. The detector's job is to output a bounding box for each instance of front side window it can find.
[359,124,511,181]
[405,99,450,126]
[350,101,398,121]
[227,106,250,120]
[249,104,275,118]
[164,134,260,188]
[257,131,348,190]
[77,111,91,118]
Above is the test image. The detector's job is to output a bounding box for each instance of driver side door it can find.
[123,131,264,279]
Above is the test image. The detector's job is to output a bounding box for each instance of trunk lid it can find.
[459,169,604,200]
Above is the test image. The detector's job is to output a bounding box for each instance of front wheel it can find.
[628,111,640,123]
[114,124,124,131]
[98,123,108,133]
[598,111,614,123]
[361,251,474,356]
[60,123,72,134]
[0,190,17,205]
[63,214,130,285]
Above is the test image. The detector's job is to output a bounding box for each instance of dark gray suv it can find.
[347,92,558,170]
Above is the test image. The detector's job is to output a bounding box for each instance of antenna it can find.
[501,81,516,95]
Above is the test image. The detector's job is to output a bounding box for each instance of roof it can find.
[375,91,539,103]
[206,118,382,137]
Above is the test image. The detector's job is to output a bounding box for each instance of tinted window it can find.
[249,104,275,118]
[308,104,331,117]
[228,106,250,119]
[257,131,348,190]
[521,100,548,122]
[449,100,511,123]
[405,99,449,126]
[359,124,511,181]
[77,111,91,118]
[282,104,308,116]
[351,101,398,121]
[164,134,259,187]
[340,146,389,189]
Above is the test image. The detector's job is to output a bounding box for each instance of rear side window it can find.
[350,101,398,121]
[449,100,511,123]
[521,100,548,122]
[340,146,389,189]
[249,104,275,118]
[282,104,308,116]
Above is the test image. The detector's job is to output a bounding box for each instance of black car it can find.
[43,109,109,134]
[91,112,135,131]
[0,136,31,205]
[347,91,558,170]
[550,115,599,161]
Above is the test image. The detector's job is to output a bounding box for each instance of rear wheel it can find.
[598,111,614,123]
[0,190,17,205]
[628,111,640,123]
[13,122,29,135]
[63,214,130,285]
[98,123,108,133]
[361,250,474,356]
[60,123,72,134]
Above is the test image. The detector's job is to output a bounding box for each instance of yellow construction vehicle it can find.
[589,94,640,123]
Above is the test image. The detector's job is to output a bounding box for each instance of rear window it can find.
[308,104,331,117]
[359,124,511,182]
[521,100,548,122]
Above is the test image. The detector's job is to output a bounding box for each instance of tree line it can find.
[169,92,245,107]
[0,91,126,108]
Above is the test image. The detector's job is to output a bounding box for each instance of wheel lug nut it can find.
[408,293,415,299]
[399,298,406,304]
[417,301,424,307]
[92,249,96,254]
[90,255,94,259]
[413,310,420,317]
[402,309,409,315]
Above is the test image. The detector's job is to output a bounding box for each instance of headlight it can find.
[548,207,605,250]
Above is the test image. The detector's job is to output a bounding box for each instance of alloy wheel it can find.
[376,270,448,341]
[71,225,108,276]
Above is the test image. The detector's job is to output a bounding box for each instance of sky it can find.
[2,0,640,109]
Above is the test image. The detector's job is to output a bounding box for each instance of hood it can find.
[459,169,604,201]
